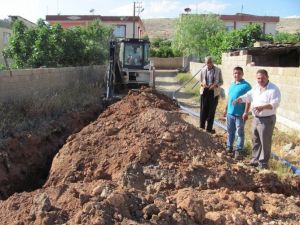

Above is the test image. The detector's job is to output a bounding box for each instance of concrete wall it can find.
[236,21,248,29]
[150,57,182,69]
[0,65,106,101]
[265,23,277,35]
[190,58,300,132]
[0,27,11,50]
[108,21,140,39]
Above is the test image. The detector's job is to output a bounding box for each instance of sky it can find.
[0,0,300,23]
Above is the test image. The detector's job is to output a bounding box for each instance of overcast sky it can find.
[0,0,299,23]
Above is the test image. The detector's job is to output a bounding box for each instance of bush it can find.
[0,64,6,70]
[3,19,113,68]
[150,38,181,58]
[207,24,265,64]
[274,32,300,44]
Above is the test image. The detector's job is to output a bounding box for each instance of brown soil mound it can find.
[0,88,299,225]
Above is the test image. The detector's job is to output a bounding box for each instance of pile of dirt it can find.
[0,88,299,225]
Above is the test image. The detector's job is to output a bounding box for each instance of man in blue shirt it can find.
[224,67,251,160]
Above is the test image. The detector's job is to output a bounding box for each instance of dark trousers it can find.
[200,88,219,131]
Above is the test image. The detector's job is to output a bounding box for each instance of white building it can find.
[220,13,279,35]
[46,15,145,39]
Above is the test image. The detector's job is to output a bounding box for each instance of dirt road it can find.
[155,70,226,135]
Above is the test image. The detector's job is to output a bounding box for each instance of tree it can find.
[150,38,181,58]
[3,19,29,68]
[207,24,265,63]
[172,14,225,60]
[3,19,113,68]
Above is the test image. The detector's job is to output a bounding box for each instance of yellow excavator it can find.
[105,38,155,100]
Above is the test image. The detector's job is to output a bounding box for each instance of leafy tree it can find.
[82,20,112,65]
[172,14,225,60]
[3,19,28,68]
[62,27,86,66]
[3,19,113,68]
[152,37,164,48]
[150,37,181,58]
[207,24,265,63]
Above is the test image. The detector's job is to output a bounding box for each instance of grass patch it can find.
[0,80,103,140]
[176,72,200,101]
[269,159,293,177]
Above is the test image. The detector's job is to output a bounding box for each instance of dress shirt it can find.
[240,81,281,117]
[206,69,214,85]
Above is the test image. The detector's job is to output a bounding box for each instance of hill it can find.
[276,18,300,34]
[143,17,300,39]
[143,18,176,39]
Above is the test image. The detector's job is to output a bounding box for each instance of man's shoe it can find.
[248,160,259,167]
[206,129,216,134]
[226,147,233,153]
[258,163,268,170]
[234,151,243,160]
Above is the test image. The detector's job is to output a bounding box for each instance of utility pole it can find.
[133,2,144,39]
[133,1,136,38]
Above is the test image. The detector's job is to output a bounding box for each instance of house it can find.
[0,16,36,51]
[0,23,11,51]
[219,13,280,35]
[46,15,145,39]
[0,16,35,66]
[8,15,36,28]
[0,19,12,65]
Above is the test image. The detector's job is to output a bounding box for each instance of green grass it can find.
[269,159,293,177]
[176,72,200,101]
[0,80,103,140]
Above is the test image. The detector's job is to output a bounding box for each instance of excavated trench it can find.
[0,104,104,200]
[0,88,299,225]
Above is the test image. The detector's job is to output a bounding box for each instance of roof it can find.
[229,43,300,55]
[220,13,279,23]
[8,15,36,26]
[46,15,143,24]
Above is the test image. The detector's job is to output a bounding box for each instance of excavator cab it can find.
[119,39,150,69]
[105,38,155,100]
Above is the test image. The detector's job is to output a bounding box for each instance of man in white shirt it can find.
[233,69,281,169]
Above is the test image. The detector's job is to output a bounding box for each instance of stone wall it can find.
[190,58,300,131]
[150,57,182,69]
[0,65,106,101]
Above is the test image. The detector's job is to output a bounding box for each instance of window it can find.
[124,43,143,66]
[113,25,126,38]
[3,32,11,44]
